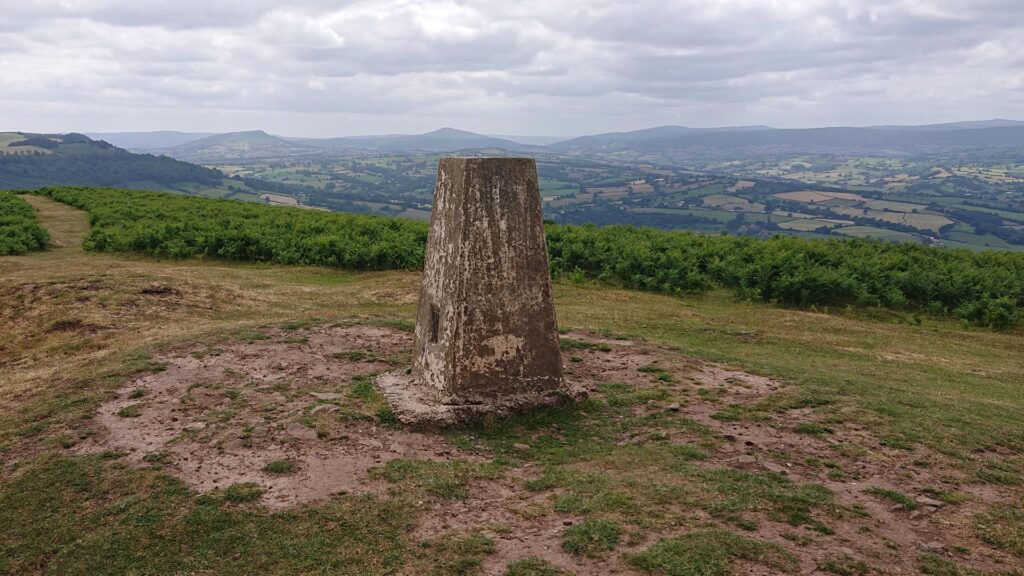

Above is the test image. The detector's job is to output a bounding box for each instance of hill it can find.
[159,128,533,163]
[86,131,216,151]
[0,132,225,190]
[550,121,1024,156]
[1,192,1022,576]
[160,130,314,162]
[287,127,535,153]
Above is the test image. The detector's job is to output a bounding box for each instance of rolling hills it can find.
[0,132,224,190]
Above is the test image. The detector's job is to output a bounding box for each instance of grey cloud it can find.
[0,0,1021,135]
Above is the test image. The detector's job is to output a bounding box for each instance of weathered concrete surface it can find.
[377,157,580,425]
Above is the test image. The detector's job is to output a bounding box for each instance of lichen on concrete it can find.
[377,157,581,425]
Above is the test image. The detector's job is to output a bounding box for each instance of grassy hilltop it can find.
[1,190,1022,575]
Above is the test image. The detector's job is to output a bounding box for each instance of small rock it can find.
[286,423,318,441]
[513,443,531,452]
[184,422,207,432]
[921,541,945,552]
[909,510,922,520]
[221,439,245,454]
[666,403,681,412]
[915,496,944,507]
[924,506,938,514]
[736,455,756,464]
[563,520,574,526]
[251,425,269,438]
[763,462,787,474]
[310,404,339,415]
[719,444,736,453]
[310,392,342,401]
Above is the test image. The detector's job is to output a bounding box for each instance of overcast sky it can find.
[2,0,1022,137]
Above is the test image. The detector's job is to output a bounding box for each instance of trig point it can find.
[377,157,580,425]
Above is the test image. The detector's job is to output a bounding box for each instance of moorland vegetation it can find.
[0,191,49,255]
[34,187,1024,328]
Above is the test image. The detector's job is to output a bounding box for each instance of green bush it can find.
[36,187,1024,327]
[0,191,49,255]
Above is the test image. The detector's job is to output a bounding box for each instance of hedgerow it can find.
[0,191,49,255]
[36,187,1024,327]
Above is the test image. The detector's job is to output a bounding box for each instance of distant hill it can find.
[867,119,1024,131]
[287,128,536,154]
[550,125,772,152]
[87,131,216,150]
[550,121,1024,157]
[160,130,313,162]
[0,132,225,190]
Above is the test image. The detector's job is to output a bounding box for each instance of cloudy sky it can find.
[2,0,1022,137]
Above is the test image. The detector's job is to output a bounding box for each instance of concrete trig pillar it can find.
[377,157,579,424]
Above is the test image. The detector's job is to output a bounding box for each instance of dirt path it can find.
[20,194,90,253]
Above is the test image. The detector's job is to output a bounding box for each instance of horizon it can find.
[4,114,1019,140]
[3,1,1023,138]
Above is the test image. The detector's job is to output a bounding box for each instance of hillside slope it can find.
[0,196,1021,576]
[0,132,224,190]
[160,130,313,162]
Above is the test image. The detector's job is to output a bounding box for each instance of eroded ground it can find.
[76,324,1023,575]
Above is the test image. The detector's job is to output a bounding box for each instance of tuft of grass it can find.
[502,557,570,576]
[262,459,297,475]
[116,403,143,418]
[233,328,269,343]
[376,407,399,425]
[625,529,796,575]
[976,505,1024,557]
[223,482,266,503]
[127,388,147,399]
[559,338,611,352]
[864,487,918,510]
[408,532,495,576]
[918,554,1019,576]
[561,519,622,558]
[820,554,872,576]
[372,459,504,501]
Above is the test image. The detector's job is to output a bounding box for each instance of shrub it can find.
[36,187,1024,327]
[0,191,49,255]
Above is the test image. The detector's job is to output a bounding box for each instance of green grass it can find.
[0,456,411,575]
[116,403,143,418]
[976,505,1024,557]
[820,553,871,575]
[407,532,495,576]
[371,459,504,500]
[864,487,918,510]
[625,529,797,575]
[561,519,622,557]
[262,459,298,475]
[918,554,1021,576]
[223,482,266,503]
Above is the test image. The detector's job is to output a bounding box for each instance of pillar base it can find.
[375,370,586,427]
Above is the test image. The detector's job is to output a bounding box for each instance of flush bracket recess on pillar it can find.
[375,157,583,426]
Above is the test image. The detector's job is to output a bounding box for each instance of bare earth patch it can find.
[78,325,1021,575]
